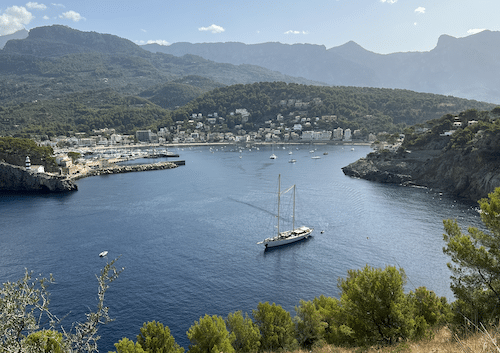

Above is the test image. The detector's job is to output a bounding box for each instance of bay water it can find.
[0,144,482,350]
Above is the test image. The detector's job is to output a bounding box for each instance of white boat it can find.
[270,144,277,159]
[257,175,313,248]
[288,159,296,163]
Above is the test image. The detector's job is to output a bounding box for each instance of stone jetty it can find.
[73,161,179,179]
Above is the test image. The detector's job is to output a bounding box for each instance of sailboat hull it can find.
[259,226,313,248]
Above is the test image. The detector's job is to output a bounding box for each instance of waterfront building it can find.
[136,130,152,142]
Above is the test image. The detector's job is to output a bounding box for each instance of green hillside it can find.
[174,82,497,134]
[0,26,319,107]
[1,82,496,139]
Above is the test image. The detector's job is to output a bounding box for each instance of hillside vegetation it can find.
[0,25,318,107]
[0,25,496,140]
[172,82,495,134]
[0,82,495,139]
[342,107,500,202]
[0,136,57,171]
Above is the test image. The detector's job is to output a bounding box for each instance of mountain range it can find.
[1,26,499,105]
[0,25,319,107]
[143,30,500,104]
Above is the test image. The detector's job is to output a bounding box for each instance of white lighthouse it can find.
[25,156,31,170]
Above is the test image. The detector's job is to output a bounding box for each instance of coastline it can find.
[57,140,370,182]
[56,140,371,154]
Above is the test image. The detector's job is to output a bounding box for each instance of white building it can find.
[301,130,332,141]
[333,128,343,140]
[344,128,352,141]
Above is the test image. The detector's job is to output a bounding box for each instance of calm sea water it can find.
[0,144,483,350]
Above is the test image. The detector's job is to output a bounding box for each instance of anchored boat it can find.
[257,175,313,248]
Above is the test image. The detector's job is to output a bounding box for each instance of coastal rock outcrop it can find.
[342,147,500,203]
[0,161,77,193]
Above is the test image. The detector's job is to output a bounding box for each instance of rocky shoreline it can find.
[0,160,180,193]
[342,147,500,203]
[0,162,77,193]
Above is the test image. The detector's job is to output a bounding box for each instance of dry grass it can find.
[284,325,500,353]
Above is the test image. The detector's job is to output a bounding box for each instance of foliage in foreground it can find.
[0,257,123,353]
[0,261,450,353]
[443,186,500,330]
[109,266,450,353]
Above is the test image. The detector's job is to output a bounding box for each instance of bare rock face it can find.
[342,148,500,203]
[0,162,77,193]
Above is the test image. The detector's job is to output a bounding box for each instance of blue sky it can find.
[0,0,498,54]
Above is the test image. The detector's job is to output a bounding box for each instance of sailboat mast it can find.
[277,174,280,235]
[293,184,295,231]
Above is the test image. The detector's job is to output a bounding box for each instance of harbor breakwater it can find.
[71,161,181,180]
[0,160,183,192]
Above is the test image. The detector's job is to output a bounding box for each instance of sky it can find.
[0,0,498,54]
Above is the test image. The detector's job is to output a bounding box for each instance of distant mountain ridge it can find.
[0,29,28,49]
[144,30,500,104]
[3,25,146,57]
[0,25,320,106]
[2,26,499,103]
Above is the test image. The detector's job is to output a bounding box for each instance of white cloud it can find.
[380,0,397,4]
[467,28,486,35]
[59,10,85,22]
[414,7,425,14]
[26,2,47,10]
[51,3,65,8]
[140,29,147,33]
[43,15,49,20]
[198,24,225,34]
[0,6,34,35]
[147,39,169,46]
[284,30,308,35]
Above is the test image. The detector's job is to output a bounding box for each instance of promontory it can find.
[342,109,500,203]
[0,162,77,193]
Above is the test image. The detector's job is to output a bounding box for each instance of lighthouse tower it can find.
[25,156,31,170]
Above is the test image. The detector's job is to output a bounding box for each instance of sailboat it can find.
[269,144,277,159]
[257,175,313,248]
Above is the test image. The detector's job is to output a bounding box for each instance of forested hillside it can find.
[0,25,319,107]
[0,90,173,137]
[174,82,496,134]
[0,82,495,138]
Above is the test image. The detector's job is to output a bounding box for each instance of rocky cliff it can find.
[342,112,500,203]
[0,162,77,193]
[342,148,500,202]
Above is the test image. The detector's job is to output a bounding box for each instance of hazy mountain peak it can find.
[435,33,457,48]
[3,25,146,57]
[0,29,28,49]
